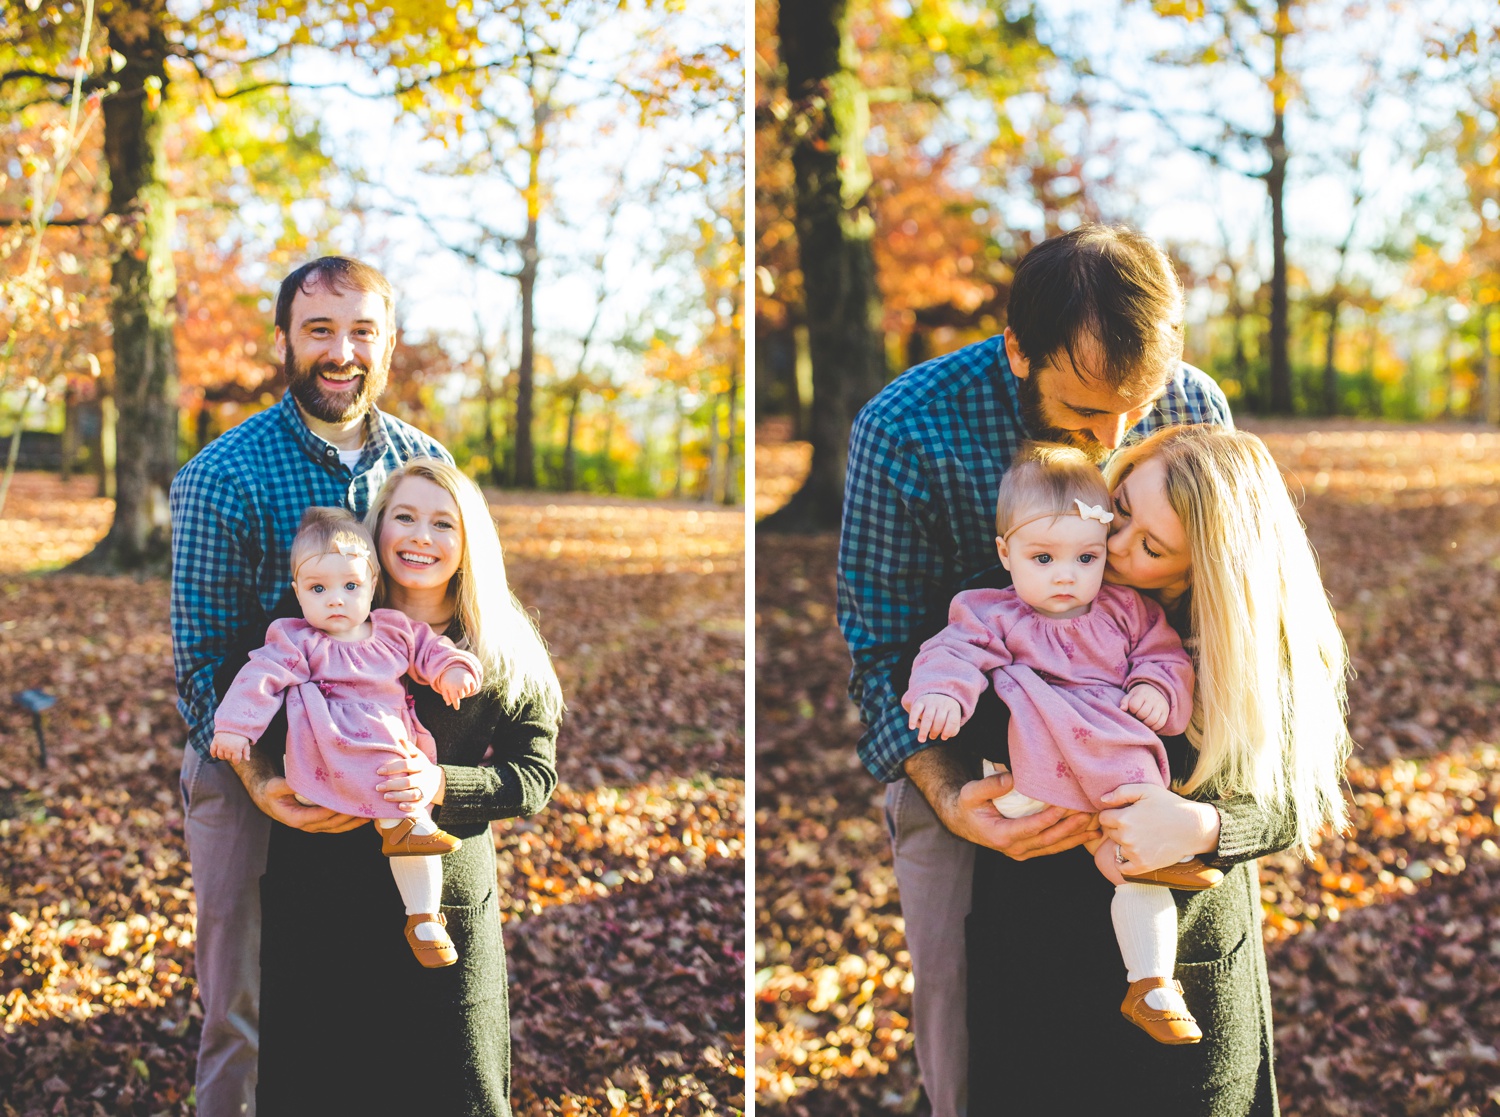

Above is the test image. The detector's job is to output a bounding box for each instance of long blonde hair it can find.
[1105,425,1350,853]
[368,459,564,722]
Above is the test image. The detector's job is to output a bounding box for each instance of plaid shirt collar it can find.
[273,389,391,473]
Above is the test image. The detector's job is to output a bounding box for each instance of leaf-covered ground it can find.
[0,473,746,1116]
[754,421,1500,1117]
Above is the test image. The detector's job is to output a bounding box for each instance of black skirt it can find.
[256,821,511,1116]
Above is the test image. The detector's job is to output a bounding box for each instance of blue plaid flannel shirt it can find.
[837,333,1233,782]
[170,391,452,759]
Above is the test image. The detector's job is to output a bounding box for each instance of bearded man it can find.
[169,257,452,1116]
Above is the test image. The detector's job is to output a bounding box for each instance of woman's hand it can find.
[377,755,445,814]
[1098,783,1220,874]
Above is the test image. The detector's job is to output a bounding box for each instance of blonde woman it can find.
[252,459,563,1116]
[953,426,1350,1116]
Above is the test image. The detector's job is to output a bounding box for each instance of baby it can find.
[211,507,482,969]
[902,443,1216,1045]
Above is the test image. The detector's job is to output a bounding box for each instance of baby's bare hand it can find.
[1122,685,1168,732]
[436,666,478,708]
[210,732,252,763]
[906,694,962,743]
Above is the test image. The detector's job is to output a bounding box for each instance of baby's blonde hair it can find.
[996,442,1112,537]
[289,507,380,591]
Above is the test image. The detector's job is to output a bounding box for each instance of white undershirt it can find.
[337,448,363,468]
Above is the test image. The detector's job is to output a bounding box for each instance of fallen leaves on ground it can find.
[0,481,745,1116]
[754,420,1500,1117]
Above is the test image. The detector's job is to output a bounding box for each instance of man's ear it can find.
[995,535,1012,571]
[273,326,288,364]
[1003,327,1030,380]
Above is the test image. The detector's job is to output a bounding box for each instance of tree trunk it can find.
[561,387,581,491]
[1322,300,1340,417]
[702,396,720,503]
[762,0,888,532]
[59,383,78,483]
[514,220,538,488]
[1486,306,1500,427]
[1266,0,1292,415]
[721,362,740,507]
[74,1,178,572]
[672,398,685,500]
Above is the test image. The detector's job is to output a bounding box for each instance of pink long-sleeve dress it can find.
[904,582,1194,813]
[214,609,482,818]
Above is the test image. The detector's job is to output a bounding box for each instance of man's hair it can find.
[274,257,397,346]
[1006,224,1185,397]
[289,506,379,589]
[995,442,1111,537]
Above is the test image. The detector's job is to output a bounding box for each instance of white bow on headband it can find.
[1074,499,1114,525]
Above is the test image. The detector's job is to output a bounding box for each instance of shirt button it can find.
[325,448,337,459]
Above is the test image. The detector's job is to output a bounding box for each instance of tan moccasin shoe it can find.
[404,912,458,969]
[1123,858,1224,891]
[381,817,462,857]
[1120,977,1202,1045]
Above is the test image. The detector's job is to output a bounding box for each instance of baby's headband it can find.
[1002,498,1114,541]
[292,537,376,579]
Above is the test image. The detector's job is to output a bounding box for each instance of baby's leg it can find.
[1112,883,1187,1015]
[980,760,1050,819]
[377,806,439,837]
[390,855,444,922]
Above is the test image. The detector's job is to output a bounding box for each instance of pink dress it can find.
[214,609,482,818]
[904,582,1193,813]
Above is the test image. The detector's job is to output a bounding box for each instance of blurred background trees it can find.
[756,0,1500,514]
[2,0,743,570]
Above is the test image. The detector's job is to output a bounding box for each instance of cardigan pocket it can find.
[1170,929,1263,1093]
[432,889,508,1007]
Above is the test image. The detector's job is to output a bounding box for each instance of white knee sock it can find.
[1112,882,1187,1013]
[377,810,437,836]
[389,856,446,940]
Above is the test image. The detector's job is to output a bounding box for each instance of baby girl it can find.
[212,507,481,969]
[902,443,1217,1045]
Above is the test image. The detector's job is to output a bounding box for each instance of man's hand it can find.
[905,743,1099,859]
[230,750,368,833]
[1121,684,1169,732]
[435,666,479,709]
[904,693,963,743]
[210,732,252,764]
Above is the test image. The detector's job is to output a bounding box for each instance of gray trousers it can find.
[180,747,270,1117]
[885,777,974,1117]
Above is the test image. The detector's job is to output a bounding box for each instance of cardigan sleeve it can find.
[1203,791,1298,870]
[435,697,559,827]
[1164,733,1298,869]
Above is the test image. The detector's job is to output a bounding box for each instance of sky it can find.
[1008,0,1484,306]
[267,0,743,391]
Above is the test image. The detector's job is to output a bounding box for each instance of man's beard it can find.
[1015,370,1110,464]
[285,341,388,424]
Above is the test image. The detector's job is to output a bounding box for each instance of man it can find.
[170,257,452,1116]
[836,225,1232,1117]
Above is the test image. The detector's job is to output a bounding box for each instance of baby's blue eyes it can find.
[345,582,358,591]
[1033,553,1099,565]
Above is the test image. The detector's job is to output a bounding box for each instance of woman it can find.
[252,459,563,1115]
[958,425,1351,1115]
